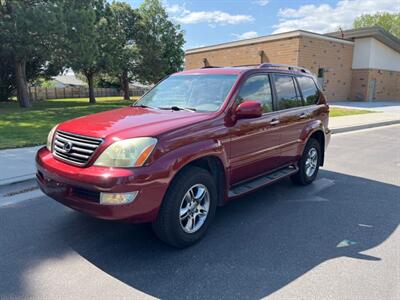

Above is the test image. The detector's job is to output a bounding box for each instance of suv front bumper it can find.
[36,147,169,223]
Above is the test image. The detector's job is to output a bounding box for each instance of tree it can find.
[0,49,15,101]
[353,13,400,38]
[135,0,185,84]
[63,0,116,103]
[0,0,65,107]
[0,41,61,103]
[109,2,139,100]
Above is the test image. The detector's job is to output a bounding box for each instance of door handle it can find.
[270,118,280,125]
[299,113,308,119]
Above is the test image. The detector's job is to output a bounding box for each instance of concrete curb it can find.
[331,119,400,134]
[0,174,36,187]
[1,120,399,188]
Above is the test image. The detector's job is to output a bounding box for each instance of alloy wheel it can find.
[179,184,210,234]
[305,147,318,177]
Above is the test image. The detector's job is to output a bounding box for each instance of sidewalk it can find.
[329,101,400,133]
[0,146,42,186]
[1,109,399,187]
[329,112,400,133]
[330,101,400,113]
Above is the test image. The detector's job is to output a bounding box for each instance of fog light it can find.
[100,191,138,205]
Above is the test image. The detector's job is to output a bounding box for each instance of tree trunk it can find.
[15,57,31,108]
[86,72,96,103]
[122,70,130,101]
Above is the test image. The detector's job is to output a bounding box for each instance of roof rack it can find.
[231,64,260,67]
[201,65,222,69]
[259,63,311,74]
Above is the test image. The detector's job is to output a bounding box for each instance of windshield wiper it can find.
[133,104,159,110]
[159,106,197,112]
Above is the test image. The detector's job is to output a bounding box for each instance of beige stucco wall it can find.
[351,69,400,101]
[352,38,400,71]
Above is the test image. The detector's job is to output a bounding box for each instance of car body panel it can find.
[57,106,215,138]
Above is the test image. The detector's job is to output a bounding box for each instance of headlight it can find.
[94,137,157,167]
[46,124,58,151]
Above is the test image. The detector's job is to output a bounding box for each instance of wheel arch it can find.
[308,130,325,166]
[170,155,228,206]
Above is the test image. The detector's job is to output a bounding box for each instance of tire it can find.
[291,138,321,185]
[152,166,217,248]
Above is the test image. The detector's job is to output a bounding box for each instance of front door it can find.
[229,74,282,184]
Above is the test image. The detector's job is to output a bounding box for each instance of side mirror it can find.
[236,100,262,119]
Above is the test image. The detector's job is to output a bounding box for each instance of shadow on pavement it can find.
[0,170,399,299]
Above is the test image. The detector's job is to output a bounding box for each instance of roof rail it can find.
[201,65,222,69]
[231,64,260,67]
[259,63,311,74]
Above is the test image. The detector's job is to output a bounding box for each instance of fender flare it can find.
[299,120,326,165]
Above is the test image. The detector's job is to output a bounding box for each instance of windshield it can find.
[135,74,238,112]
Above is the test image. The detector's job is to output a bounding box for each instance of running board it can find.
[228,165,298,198]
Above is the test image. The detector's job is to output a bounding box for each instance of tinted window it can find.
[273,74,302,110]
[237,75,273,113]
[297,76,319,105]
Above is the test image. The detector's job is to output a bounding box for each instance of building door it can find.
[368,79,376,102]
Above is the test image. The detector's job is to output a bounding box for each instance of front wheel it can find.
[291,138,321,185]
[152,166,217,248]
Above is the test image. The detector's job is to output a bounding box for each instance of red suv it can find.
[36,64,330,247]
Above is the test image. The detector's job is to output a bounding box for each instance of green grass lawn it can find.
[0,97,138,149]
[0,98,374,150]
[329,107,374,117]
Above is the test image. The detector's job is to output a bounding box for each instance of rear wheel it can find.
[152,166,217,248]
[291,138,321,185]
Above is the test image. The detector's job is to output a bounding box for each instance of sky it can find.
[126,0,400,50]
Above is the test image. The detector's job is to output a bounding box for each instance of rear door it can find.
[229,73,282,184]
[271,73,306,164]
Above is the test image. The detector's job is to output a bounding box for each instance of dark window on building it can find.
[297,76,319,105]
[317,68,325,90]
[273,74,302,110]
[318,68,324,78]
[237,75,273,113]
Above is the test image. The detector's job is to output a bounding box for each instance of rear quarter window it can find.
[297,76,319,105]
[273,74,302,110]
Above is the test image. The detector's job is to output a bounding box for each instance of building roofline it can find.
[326,26,400,53]
[185,29,354,54]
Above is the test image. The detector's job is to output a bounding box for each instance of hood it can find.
[57,106,213,139]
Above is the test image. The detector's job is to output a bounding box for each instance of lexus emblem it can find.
[63,142,73,152]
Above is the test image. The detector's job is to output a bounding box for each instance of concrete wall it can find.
[297,36,354,101]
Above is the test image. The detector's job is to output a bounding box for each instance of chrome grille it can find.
[53,131,103,166]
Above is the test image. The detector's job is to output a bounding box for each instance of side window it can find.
[273,74,302,110]
[237,75,273,113]
[297,76,320,105]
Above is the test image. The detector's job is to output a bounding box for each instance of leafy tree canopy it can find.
[0,0,66,106]
[135,0,185,84]
[353,12,400,38]
[0,0,186,105]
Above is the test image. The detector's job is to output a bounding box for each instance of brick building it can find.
[185,26,400,102]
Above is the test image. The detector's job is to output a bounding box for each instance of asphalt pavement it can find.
[0,125,399,299]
